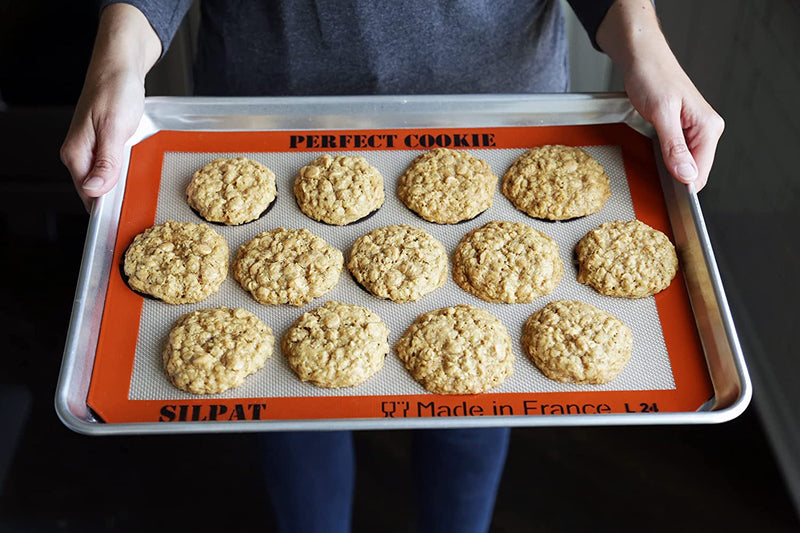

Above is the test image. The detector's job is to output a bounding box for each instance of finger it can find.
[685,114,725,192]
[60,134,96,212]
[82,125,127,199]
[650,103,699,186]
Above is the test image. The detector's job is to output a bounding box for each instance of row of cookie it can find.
[164,300,632,396]
[455,218,678,301]
[123,217,677,307]
[185,145,611,227]
[123,222,344,305]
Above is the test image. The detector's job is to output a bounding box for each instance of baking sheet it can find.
[55,94,751,434]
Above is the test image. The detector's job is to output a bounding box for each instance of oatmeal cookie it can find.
[347,225,448,303]
[163,307,274,395]
[294,154,385,225]
[123,220,228,304]
[396,305,514,394]
[397,148,497,224]
[282,301,389,388]
[453,220,562,303]
[233,228,343,306]
[575,219,678,298]
[187,157,277,225]
[502,145,610,220]
[522,300,632,384]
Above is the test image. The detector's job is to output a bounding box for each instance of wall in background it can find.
[145,3,199,97]
[561,0,614,92]
[0,3,97,107]
[656,0,800,515]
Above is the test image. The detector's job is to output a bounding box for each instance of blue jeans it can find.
[261,428,510,533]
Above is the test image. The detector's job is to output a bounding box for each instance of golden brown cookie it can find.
[163,307,274,394]
[233,228,343,306]
[397,148,497,224]
[453,220,562,303]
[187,157,277,225]
[294,154,385,225]
[123,220,228,304]
[347,225,448,303]
[575,219,678,298]
[282,301,390,388]
[396,305,514,394]
[502,145,610,220]
[522,300,632,384]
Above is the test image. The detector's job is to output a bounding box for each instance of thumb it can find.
[651,105,698,186]
[81,128,126,198]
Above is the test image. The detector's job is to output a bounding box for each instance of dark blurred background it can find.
[1,1,798,531]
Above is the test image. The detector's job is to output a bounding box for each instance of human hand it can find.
[59,3,160,211]
[622,54,724,192]
[596,0,724,192]
[60,71,145,211]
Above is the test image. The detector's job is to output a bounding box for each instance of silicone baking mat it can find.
[87,123,713,424]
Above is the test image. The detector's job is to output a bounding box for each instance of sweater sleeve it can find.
[565,0,616,51]
[100,0,195,58]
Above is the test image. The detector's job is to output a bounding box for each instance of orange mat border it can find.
[87,123,713,424]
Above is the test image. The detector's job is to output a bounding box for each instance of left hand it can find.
[622,52,724,192]
[596,0,724,192]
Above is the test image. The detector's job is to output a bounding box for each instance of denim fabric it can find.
[260,428,510,532]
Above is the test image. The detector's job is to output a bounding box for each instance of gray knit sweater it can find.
[103,0,613,95]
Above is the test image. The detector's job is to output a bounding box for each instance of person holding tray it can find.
[60,1,724,532]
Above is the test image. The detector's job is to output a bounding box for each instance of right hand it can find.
[59,3,161,212]
[60,70,145,212]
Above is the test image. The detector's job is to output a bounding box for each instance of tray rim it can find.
[55,93,751,435]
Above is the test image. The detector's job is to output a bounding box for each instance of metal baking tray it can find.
[55,94,751,435]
